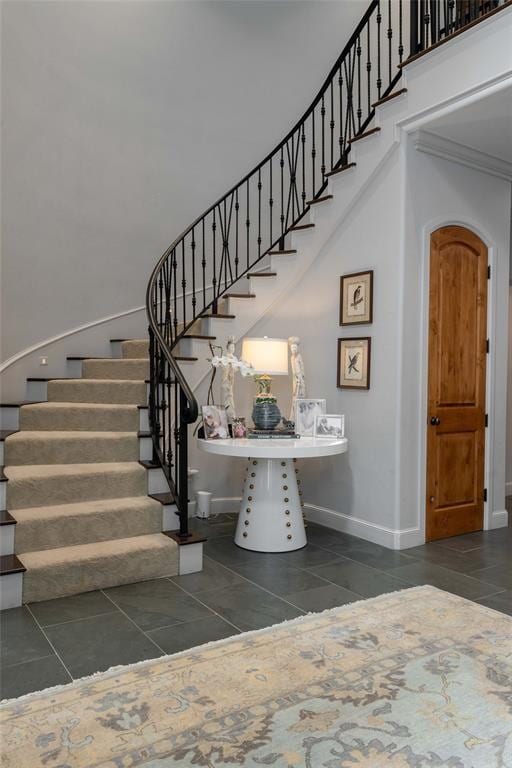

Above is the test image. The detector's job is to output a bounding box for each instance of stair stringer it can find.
[174,104,407,402]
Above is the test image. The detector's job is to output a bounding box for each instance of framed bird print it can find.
[337,337,371,389]
[340,270,373,325]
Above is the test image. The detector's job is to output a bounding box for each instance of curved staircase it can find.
[2,0,506,607]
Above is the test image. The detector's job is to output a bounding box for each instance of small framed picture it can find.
[202,405,229,439]
[314,414,345,439]
[340,270,373,325]
[337,337,371,390]
[294,399,326,436]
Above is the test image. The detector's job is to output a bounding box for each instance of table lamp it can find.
[241,336,289,430]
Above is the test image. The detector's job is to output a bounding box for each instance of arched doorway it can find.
[426,226,488,541]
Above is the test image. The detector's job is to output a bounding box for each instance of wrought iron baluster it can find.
[301,126,306,211]
[246,180,250,269]
[321,96,326,182]
[178,388,189,537]
[399,0,404,63]
[330,80,334,173]
[191,228,196,319]
[172,249,178,339]
[377,1,382,98]
[269,160,273,246]
[201,219,206,310]
[387,0,393,85]
[356,36,362,132]
[257,168,262,258]
[311,109,316,197]
[280,146,285,247]
[235,188,239,278]
[366,22,372,116]
[181,240,186,328]
[212,210,217,312]
[338,65,344,162]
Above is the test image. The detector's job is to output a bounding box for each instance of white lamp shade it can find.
[241,337,289,375]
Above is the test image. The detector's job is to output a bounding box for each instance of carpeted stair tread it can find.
[82,358,149,380]
[13,496,163,553]
[20,533,179,603]
[20,402,139,431]
[4,430,139,465]
[5,462,146,509]
[48,378,147,404]
[121,340,149,358]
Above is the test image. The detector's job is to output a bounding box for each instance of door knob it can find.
[430,416,440,426]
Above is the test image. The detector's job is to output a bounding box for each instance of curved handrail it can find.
[146,0,405,534]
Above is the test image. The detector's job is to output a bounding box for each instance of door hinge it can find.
[485,413,488,427]
[483,488,488,503]
[486,339,490,354]
[487,265,491,279]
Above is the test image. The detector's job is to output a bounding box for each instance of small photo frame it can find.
[340,270,373,325]
[294,399,326,436]
[202,405,229,439]
[314,414,345,439]
[337,337,371,390]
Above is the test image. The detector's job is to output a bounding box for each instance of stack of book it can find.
[247,428,299,440]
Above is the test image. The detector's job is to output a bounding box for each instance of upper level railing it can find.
[146,0,508,539]
[410,0,504,55]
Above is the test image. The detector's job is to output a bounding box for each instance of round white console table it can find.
[197,437,348,552]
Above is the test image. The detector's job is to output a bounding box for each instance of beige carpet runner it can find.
[4,339,179,603]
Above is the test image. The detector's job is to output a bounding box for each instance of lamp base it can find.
[252,400,281,430]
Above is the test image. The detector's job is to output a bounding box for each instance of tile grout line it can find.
[2,652,59,672]
[164,578,244,635]
[29,607,118,630]
[25,604,74,683]
[99,590,168,658]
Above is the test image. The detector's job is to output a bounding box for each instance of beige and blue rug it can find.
[1,586,511,767]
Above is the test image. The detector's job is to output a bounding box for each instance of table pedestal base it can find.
[234,457,307,552]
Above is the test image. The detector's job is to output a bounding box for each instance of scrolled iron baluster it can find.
[387,0,393,86]
[191,227,196,319]
[330,81,334,173]
[301,126,306,211]
[246,180,250,269]
[269,160,273,246]
[398,0,404,63]
[212,210,217,312]
[181,240,186,328]
[257,168,262,258]
[356,36,362,132]
[377,1,382,98]
[235,188,239,278]
[366,22,372,116]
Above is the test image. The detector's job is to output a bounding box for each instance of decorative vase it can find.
[252,399,281,430]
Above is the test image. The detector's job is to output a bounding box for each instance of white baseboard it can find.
[490,508,509,529]
[304,503,424,550]
[187,496,241,518]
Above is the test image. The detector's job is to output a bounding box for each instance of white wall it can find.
[0,0,363,398]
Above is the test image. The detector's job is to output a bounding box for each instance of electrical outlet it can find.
[39,356,48,366]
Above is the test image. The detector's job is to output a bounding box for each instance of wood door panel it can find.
[426,226,487,542]
[436,432,476,507]
[438,243,479,406]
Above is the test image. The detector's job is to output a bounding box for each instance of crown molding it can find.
[411,129,512,181]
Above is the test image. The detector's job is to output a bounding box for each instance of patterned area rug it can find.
[1,586,511,767]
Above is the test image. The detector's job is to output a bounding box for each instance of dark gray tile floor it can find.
[1,501,511,701]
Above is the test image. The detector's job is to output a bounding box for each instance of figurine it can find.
[289,336,306,420]
[221,336,237,420]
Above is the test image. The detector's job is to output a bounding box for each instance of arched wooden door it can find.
[426,226,488,541]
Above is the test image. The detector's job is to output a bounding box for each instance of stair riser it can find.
[0,406,149,432]
[147,466,171,494]
[0,502,180,557]
[121,340,149,359]
[0,524,15,556]
[22,543,179,604]
[0,573,22,610]
[177,338,210,359]
[82,359,149,380]
[6,468,147,510]
[14,506,163,554]
[0,406,22,431]
[20,406,140,432]
[4,435,150,466]
[49,379,148,405]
